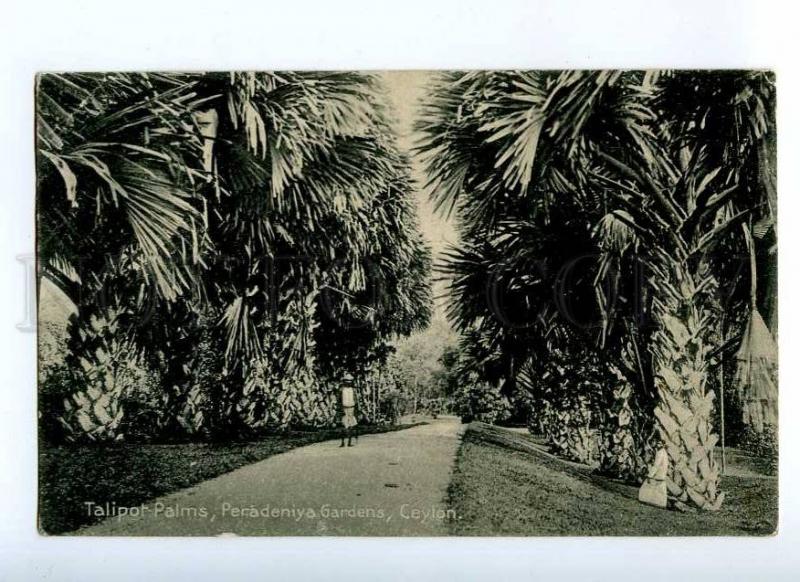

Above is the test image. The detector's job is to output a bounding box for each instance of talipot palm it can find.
[418,70,775,509]
[37,72,432,440]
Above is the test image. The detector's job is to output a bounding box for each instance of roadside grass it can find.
[447,423,778,536]
[39,423,422,534]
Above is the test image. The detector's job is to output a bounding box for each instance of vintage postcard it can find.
[36,71,777,536]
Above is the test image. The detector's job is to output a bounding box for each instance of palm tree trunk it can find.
[649,257,724,510]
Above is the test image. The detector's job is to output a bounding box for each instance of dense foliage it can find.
[38,72,432,442]
[418,71,776,509]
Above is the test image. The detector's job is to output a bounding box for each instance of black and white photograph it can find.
[3,1,800,579]
[36,70,778,536]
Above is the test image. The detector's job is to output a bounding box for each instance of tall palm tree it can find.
[182,72,431,434]
[418,70,775,509]
[38,72,432,440]
[37,73,210,440]
[582,71,774,509]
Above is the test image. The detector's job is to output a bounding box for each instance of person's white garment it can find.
[649,447,669,480]
[638,447,668,508]
[341,386,357,429]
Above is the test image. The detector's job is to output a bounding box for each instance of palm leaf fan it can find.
[734,307,778,433]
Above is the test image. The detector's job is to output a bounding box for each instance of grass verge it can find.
[447,423,777,536]
[39,423,422,534]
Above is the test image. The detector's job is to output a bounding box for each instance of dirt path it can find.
[76,418,464,536]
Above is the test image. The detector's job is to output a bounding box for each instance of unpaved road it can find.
[77,418,464,536]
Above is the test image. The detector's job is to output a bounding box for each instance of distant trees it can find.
[388,312,457,414]
[38,72,432,442]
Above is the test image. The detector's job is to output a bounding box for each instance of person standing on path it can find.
[340,372,358,447]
